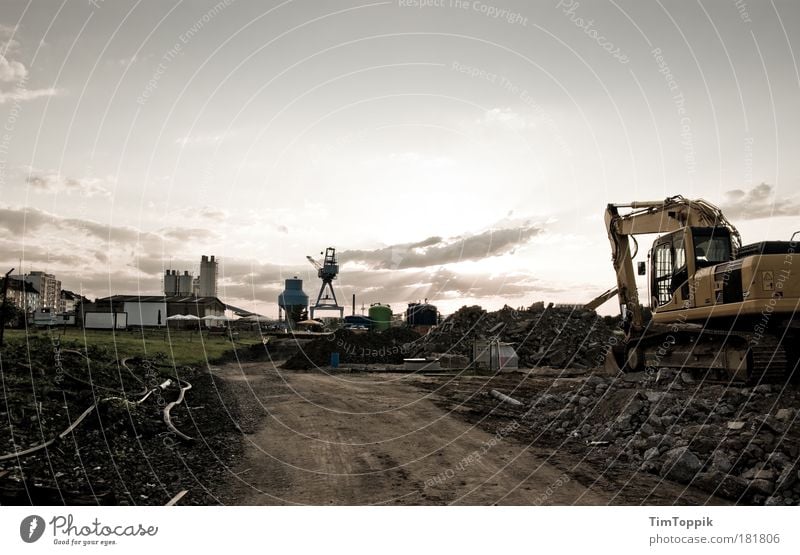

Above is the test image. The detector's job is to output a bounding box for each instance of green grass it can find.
[2,328,264,367]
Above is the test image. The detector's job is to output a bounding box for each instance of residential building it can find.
[60,289,87,313]
[1,277,40,313]
[14,272,61,310]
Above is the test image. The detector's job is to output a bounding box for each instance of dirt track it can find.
[217,362,722,505]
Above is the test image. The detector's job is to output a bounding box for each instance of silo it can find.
[178,271,194,295]
[406,302,438,326]
[278,277,309,329]
[164,270,178,295]
[368,303,392,331]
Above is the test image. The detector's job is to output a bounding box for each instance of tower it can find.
[198,255,218,297]
[306,247,344,319]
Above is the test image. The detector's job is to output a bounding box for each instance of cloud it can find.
[0,85,59,104]
[159,227,216,242]
[175,132,228,146]
[341,225,541,270]
[478,107,533,130]
[0,29,60,103]
[199,206,227,221]
[26,171,112,197]
[720,183,800,220]
[0,207,555,311]
[0,53,26,82]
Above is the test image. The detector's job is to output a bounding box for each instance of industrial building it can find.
[77,295,226,328]
[164,255,219,297]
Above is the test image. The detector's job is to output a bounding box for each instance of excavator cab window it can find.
[692,228,732,269]
[653,241,674,306]
[651,231,690,307]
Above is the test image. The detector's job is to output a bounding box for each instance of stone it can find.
[710,451,733,474]
[585,375,605,387]
[754,469,777,482]
[660,447,702,484]
[727,421,746,431]
[748,478,775,496]
[715,404,733,416]
[644,447,660,461]
[680,371,695,384]
[648,415,663,428]
[689,437,718,456]
[645,391,665,403]
[775,408,793,421]
[778,466,797,489]
[578,396,591,407]
[623,372,646,383]
[694,471,748,500]
[655,369,678,383]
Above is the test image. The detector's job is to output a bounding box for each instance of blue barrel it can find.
[330,352,340,368]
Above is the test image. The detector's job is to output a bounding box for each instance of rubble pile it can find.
[516,371,800,505]
[281,328,421,370]
[0,337,241,505]
[424,303,617,368]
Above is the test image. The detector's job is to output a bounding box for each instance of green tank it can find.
[368,303,392,331]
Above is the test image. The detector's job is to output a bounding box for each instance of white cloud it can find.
[175,132,228,146]
[0,86,60,103]
[0,53,27,82]
[26,171,112,198]
[478,107,534,130]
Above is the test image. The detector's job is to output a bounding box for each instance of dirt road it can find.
[218,362,608,505]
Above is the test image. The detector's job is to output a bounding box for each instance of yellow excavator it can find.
[602,195,799,382]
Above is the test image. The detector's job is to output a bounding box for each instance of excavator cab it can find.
[648,226,734,311]
[604,196,797,382]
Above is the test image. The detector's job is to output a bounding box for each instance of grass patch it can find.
[2,327,264,367]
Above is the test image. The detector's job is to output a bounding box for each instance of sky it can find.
[1,0,799,318]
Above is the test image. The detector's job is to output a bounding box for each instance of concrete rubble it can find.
[421,303,617,369]
[512,373,800,505]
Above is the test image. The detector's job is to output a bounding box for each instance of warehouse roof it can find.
[94,295,224,305]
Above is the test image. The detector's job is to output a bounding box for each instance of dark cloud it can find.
[341,226,541,270]
[0,205,154,246]
[720,183,800,220]
[0,205,50,234]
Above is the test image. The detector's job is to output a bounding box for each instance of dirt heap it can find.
[422,303,617,369]
[281,328,421,370]
[0,336,242,505]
